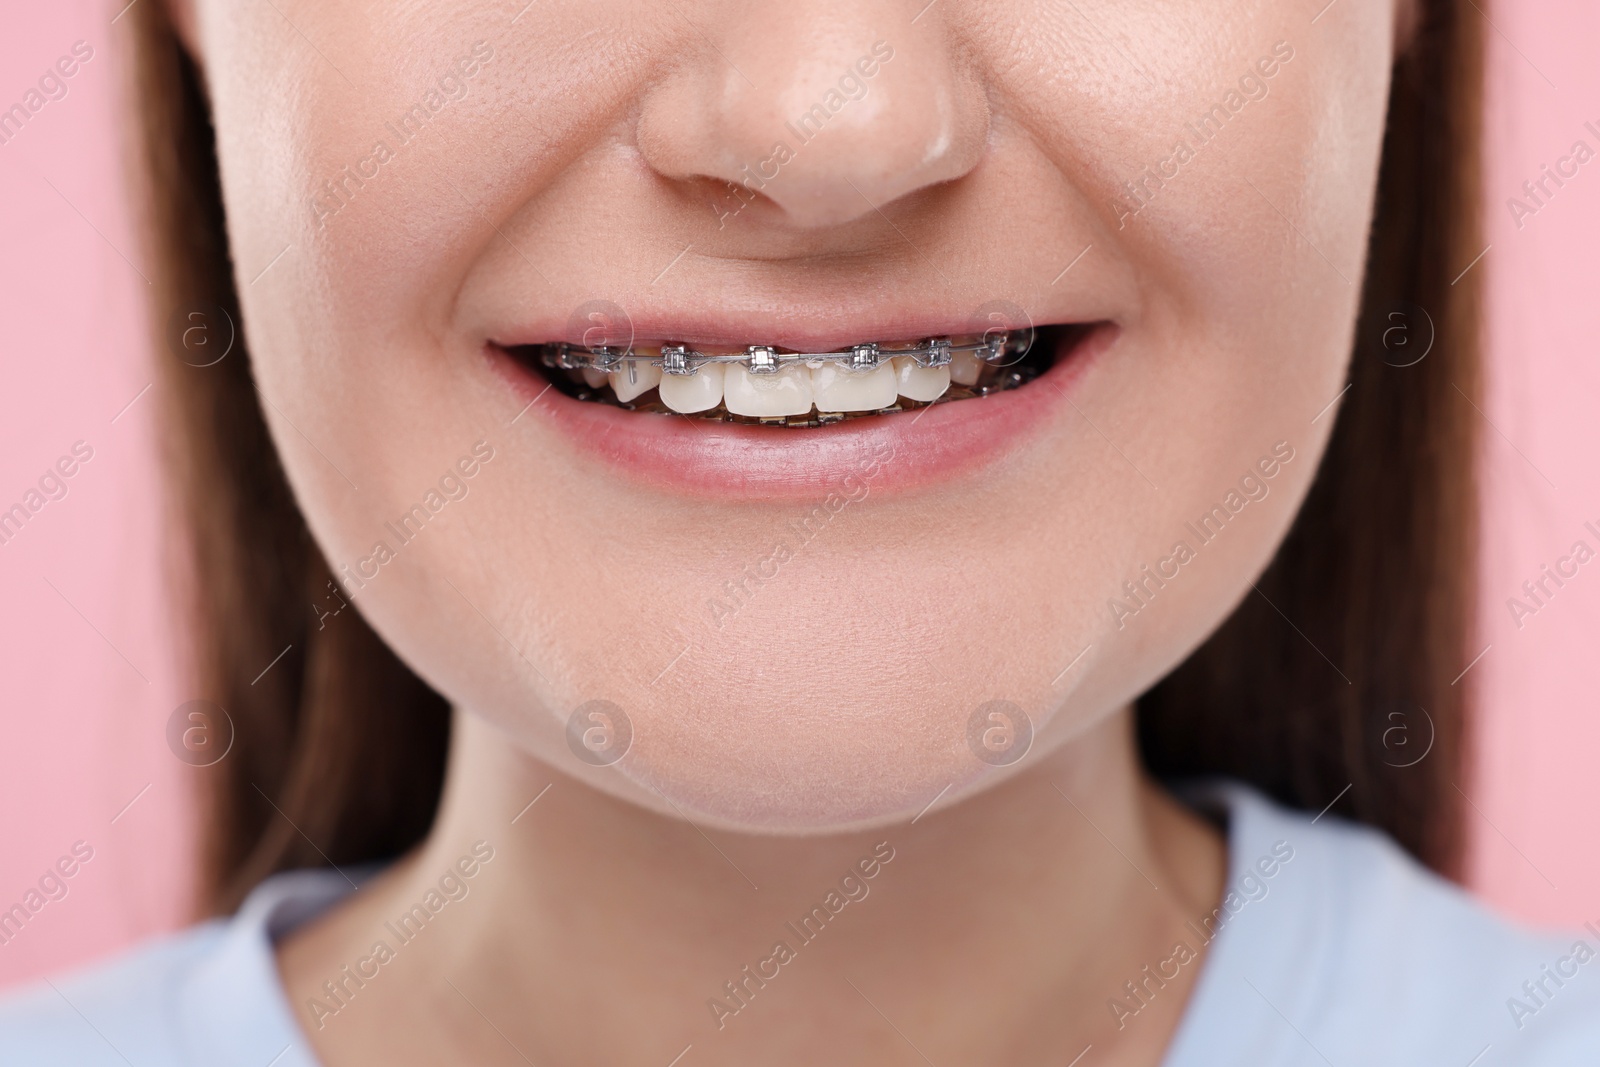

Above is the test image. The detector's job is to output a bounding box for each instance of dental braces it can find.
[536,332,1028,376]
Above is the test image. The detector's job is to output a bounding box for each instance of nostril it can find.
[685,174,777,230]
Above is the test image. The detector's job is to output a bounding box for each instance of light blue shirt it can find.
[1,783,1597,1064]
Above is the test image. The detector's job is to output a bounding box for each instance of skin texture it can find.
[169,0,1410,1061]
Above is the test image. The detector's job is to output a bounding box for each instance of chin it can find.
[615,704,989,833]
[535,627,1069,833]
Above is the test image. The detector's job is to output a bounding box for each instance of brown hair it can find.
[130,4,1482,913]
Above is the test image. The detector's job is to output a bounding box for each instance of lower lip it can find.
[491,325,1116,500]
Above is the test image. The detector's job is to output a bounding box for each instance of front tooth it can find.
[724,364,814,418]
[812,361,899,413]
[609,360,663,403]
[658,363,725,413]
[581,367,609,389]
[948,349,984,387]
[892,357,950,403]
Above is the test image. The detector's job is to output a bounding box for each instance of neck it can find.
[280,707,1224,1067]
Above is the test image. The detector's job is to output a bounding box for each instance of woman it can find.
[3,0,1596,1062]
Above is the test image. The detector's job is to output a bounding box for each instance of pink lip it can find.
[490,324,1116,500]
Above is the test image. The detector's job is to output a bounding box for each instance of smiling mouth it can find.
[504,324,1092,428]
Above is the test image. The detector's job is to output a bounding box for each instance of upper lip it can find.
[480,295,1123,353]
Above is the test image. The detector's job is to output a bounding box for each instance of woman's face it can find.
[181,0,1399,830]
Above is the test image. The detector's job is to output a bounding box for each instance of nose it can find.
[635,2,990,229]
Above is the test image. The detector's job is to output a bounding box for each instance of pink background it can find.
[1,1,1596,989]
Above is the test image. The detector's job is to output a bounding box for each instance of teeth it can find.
[549,332,1028,420]
[724,364,814,418]
[609,360,663,403]
[658,362,725,413]
[892,357,950,403]
[812,361,899,413]
[948,349,984,387]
